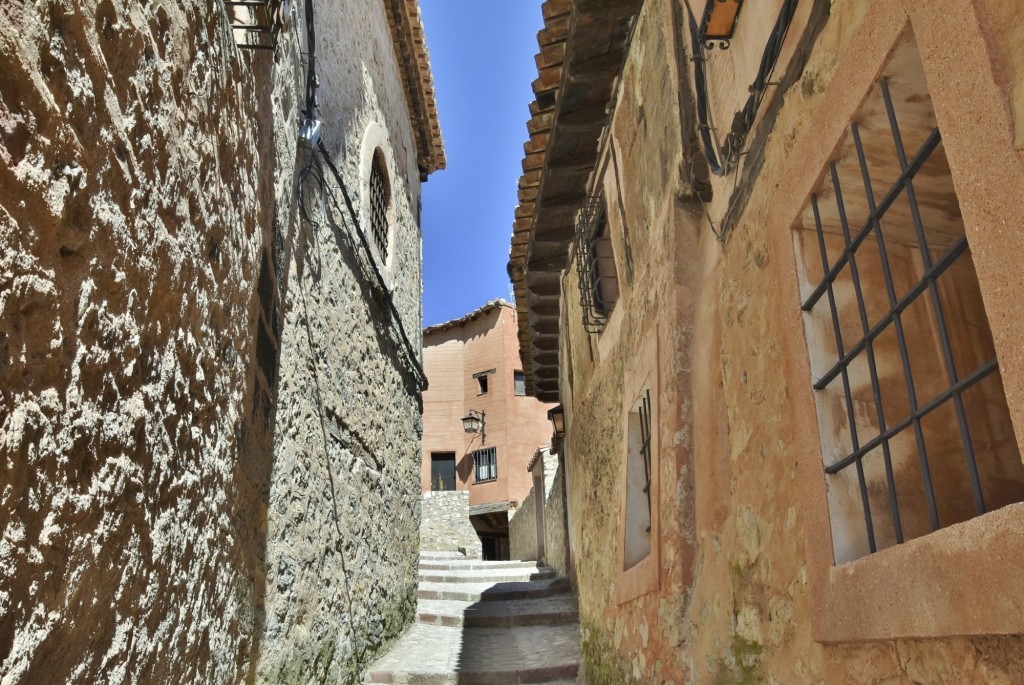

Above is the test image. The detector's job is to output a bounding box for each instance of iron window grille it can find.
[224,0,288,51]
[574,196,619,332]
[369,152,390,263]
[637,389,653,524]
[800,77,1016,557]
[473,447,497,483]
[623,386,654,570]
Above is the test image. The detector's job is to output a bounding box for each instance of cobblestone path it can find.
[364,551,581,684]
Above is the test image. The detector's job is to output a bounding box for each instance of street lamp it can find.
[547,405,565,438]
[461,409,486,444]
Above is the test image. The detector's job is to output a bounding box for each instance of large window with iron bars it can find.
[574,196,619,332]
[473,447,497,483]
[369,149,390,263]
[795,67,1024,563]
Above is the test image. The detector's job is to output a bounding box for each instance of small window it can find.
[369,150,390,262]
[473,369,494,395]
[473,447,497,483]
[623,389,653,570]
[430,452,456,491]
[574,196,619,332]
[514,371,526,396]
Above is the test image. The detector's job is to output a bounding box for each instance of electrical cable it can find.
[688,0,799,177]
[294,0,427,390]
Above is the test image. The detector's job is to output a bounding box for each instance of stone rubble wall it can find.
[509,486,538,561]
[509,452,568,571]
[543,457,570,577]
[419,491,482,558]
[556,0,1024,683]
[0,1,425,683]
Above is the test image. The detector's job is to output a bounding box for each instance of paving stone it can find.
[364,623,579,684]
[365,558,581,684]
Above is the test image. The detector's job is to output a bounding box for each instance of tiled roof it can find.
[422,299,514,336]
[506,0,642,401]
[383,0,445,175]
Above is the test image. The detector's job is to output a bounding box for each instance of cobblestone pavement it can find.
[364,551,580,684]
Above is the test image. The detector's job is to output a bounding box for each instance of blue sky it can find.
[419,1,545,327]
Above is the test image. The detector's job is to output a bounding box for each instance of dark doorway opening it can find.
[430,452,457,491]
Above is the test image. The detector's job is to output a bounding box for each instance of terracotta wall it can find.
[421,305,555,508]
[557,0,1024,682]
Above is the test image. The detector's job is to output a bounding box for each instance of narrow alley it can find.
[365,551,580,684]
[3,0,1024,683]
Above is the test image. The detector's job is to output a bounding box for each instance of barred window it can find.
[795,59,1024,563]
[574,196,619,332]
[623,388,652,569]
[369,150,390,263]
[473,447,497,483]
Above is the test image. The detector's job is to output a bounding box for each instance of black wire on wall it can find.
[294,0,428,391]
[688,0,800,177]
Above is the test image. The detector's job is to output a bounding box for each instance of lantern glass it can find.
[548,405,565,437]
[461,414,481,433]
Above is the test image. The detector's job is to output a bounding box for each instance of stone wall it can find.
[509,486,537,561]
[509,450,568,571]
[419,491,482,558]
[548,0,1024,683]
[543,456,569,577]
[0,1,429,683]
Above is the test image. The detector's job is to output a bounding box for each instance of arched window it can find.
[369,150,391,263]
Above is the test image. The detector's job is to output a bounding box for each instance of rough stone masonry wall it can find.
[0,1,424,683]
[681,0,1024,683]
[557,0,699,681]
[555,0,1024,684]
[543,456,569,577]
[420,491,482,558]
[510,452,568,570]
[509,484,537,561]
[256,0,425,680]
[0,3,270,682]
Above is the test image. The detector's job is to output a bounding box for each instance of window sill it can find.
[814,502,1024,642]
[614,549,660,605]
[471,479,497,485]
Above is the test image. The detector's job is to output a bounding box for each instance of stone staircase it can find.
[364,551,580,684]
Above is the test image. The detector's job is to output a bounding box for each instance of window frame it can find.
[472,447,497,484]
[768,0,1024,643]
[574,195,620,332]
[473,368,495,395]
[368,149,391,264]
[514,370,526,396]
[614,331,660,605]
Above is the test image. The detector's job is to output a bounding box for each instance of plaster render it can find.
[0,0,435,682]
[420,303,554,508]
[516,0,1024,683]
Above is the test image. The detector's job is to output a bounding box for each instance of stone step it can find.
[418,567,555,584]
[417,595,579,628]
[419,559,545,571]
[417,577,571,603]
[419,551,477,560]
[363,623,580,685]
